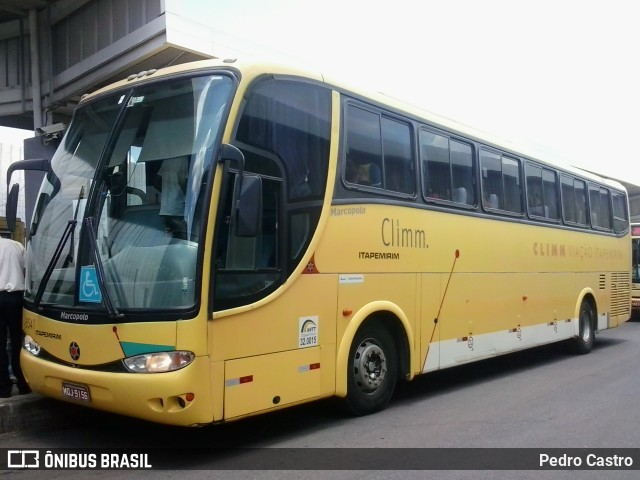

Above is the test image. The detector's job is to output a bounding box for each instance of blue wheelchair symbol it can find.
[79,266,102,303]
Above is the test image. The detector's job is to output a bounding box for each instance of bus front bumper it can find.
[20,350,214,427]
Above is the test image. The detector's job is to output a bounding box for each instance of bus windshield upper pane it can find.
[25,74,233,314]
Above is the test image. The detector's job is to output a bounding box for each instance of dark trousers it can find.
[0,291,28,395]
[163,215,188,240]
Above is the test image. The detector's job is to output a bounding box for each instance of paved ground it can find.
[0,384,79,434]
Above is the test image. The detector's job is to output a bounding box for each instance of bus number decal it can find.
[299,316,319,348]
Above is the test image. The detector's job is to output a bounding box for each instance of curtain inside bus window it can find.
[480,149,501,209]
[502,156,522,213]
[526,163,559,220]
[526,163,544,215]
[589,185,613,230]
[381,117,414,194]
[420,129,473,205]
[560,175,576,223]
[480,149,522,213]
[420,130,450,200]
[542,169,559,219]
[450,140,474,205]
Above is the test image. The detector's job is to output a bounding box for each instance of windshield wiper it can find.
[34,186,85,309]
[84,217,123,320]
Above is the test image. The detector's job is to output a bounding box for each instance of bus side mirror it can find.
[219,143,261,237]
[5,158,51,233]
[6,184,19,232]
[236,174,262,237]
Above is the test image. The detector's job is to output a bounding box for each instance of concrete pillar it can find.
[29,8,42,130]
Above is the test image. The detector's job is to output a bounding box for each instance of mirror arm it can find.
[218,144,246,215]
[5,158,51,233]
[6,158,50,187]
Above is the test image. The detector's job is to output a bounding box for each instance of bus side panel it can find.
[211,275,337,360]
[430,271,576,370]
[433,272,527,368]
[420,274,441,372]
[223,345,334,419]
[211,275,338,418]
[334,273,418,395]
[574,272,616,330]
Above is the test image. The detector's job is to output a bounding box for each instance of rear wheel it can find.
[572,300,595,354]
[344,324,398,415]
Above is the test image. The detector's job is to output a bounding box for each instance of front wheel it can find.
[572,300,595,354]
[344,324,398,415]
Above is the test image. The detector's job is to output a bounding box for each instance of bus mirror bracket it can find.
[5,158,51,232]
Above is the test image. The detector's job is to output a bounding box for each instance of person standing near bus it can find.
[157,156,189,239]
[0,237,30,397]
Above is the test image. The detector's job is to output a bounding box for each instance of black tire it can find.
[344,324,398,415]
[572,300,595,354]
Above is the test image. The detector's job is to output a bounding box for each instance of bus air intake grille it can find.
[598,274,606,290]
[611,271,631,317]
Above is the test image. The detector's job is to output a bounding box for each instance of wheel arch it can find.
[335,301,414,398]
[575,288,598,333]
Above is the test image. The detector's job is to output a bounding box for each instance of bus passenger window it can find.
[589,185,612,230]
[422,130,474,204]
[480,148,522,213]
[612,192,629,233]
[381,117,413,194]
[526,162,559,220]
[421,130,450,200]
[502,156,522,213]
[345,106,383,188]
[561,175,589,226]
[344,105,414,194]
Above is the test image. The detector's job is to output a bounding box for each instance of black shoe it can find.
[0,392,11,398]
[17,386,31,395]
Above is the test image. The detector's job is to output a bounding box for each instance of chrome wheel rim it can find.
[353,339,387,394]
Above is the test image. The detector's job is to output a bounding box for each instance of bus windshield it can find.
[25,73,234,315]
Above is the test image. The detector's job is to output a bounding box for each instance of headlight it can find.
[123,351,195,373]
[23,335,41,356]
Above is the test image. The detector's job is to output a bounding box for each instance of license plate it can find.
[61,382,91,402]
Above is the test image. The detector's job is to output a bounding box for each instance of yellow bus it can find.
[632,224,640,317]
[6,58,631,426]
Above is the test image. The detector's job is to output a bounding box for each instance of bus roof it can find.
[80,57,625,193]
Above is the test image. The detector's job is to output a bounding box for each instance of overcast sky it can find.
[0,126,33,146]
[179,0,640,184]
[3,1,638,185]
